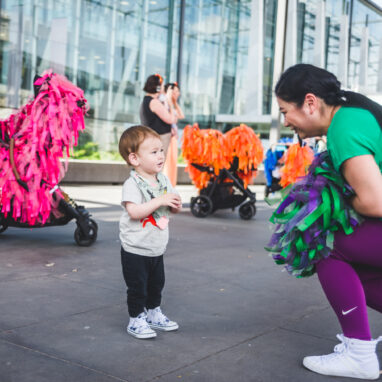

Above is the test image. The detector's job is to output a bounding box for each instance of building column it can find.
[31,0,38,85]
[72,0,81,85]
[215,0,227,119]
[176,0,185,85]
[338,10,349,88]
[378,38,382,92]
[359,25,369,92]
[190,0,203,119]
[138,0,149,86]
[314,0,326,68]
[103,2,117,150]
[245,0,263,116]
[284,0,298,69]
[7,3,24,108]
[269,0,287,145]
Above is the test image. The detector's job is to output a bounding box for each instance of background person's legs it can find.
[160,132,171,159]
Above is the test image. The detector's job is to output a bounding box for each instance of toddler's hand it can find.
[158,193,182,209]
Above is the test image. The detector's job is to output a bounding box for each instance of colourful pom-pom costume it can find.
[266,151,362,278]
[182,123,263,219]
[279,142,314,188]
[0,71,97,246]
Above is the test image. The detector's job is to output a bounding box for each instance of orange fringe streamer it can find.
[181,123,264,189]
[225,124,264,187]
[279,143,314,188]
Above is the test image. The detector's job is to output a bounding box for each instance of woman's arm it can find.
[174,103,185,119]
[342,155,382,217]
[149,98,177,124]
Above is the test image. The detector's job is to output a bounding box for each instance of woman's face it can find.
[172,86,180,100]
[277,96,323,139]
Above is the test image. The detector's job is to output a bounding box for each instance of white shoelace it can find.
[330,333,382,359]
[151,308,169,324]
[315,334,348,363]
[133,314,150,331]
[333,334,347,353]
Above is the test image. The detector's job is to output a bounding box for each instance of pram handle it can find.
[10,138,29,191]
[191,163,215,174]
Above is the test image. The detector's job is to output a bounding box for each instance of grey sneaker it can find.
[127,312,157,339]
[147,307,179,331]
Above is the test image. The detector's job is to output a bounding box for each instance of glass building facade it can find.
[0,0,381,154]
[295,0,382,92]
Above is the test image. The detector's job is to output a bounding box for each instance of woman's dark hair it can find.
[164,82,179,92]
[143,74,163,93]
[275,64,344,107]
[276,63,382,126]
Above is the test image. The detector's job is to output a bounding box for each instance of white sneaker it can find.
[303,334,382,380]
[146,307,179,331]
[127,312,157,339]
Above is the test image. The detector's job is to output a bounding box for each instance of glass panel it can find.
[297,0,317,64]
[2,0,380,155]
[349,0,382,91]
[325,0,342,77]
[180,0,252,128]
[0,0,173,155]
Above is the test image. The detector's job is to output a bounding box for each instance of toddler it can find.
[119,125,182,339]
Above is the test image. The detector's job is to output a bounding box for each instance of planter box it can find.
[62,160,266,185]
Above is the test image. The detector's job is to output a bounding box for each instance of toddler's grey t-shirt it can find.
[119,176,173,257]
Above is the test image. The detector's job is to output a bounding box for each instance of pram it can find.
[0,72,97,246]
[183,123,263,220]
[190,157,257,220]
[0,184,98,247]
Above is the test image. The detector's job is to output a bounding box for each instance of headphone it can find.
[155,73,163,93]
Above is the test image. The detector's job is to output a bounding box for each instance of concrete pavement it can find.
[1,185,381,382]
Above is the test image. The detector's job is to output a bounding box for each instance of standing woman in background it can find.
[163,82,185,186]
[140,74,178,157]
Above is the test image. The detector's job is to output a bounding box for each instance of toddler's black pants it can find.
[121,247,165,318]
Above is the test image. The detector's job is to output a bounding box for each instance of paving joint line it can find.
[50,274,123,292]
[278,326,339,343]
[0,303,124,333]
[146,326,279,381]
[0,338,129,382]
[145,305,333,381]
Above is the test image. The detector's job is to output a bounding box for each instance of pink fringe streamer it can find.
[0,70,88,225]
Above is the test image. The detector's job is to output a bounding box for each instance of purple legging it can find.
[316,219,382,340]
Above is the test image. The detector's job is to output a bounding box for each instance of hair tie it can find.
[337,89,347,102]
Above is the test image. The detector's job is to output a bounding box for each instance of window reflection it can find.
[0,0,381,154]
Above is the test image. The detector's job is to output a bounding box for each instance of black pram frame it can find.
[190,157,257,220]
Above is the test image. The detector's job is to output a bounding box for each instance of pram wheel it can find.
[239,202,256,220]
[74,218,98,246]
[190,195,213,218]
[0,215,8,233]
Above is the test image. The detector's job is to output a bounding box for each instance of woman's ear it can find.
[128,152,139,166]
[304,93,318,114]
